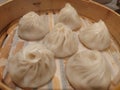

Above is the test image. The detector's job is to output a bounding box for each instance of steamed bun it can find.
[66,50,111,90]
[56,3,81,31]
[18,11,49,41]
[8,43,56,88]
[79,20,111,50]
[43,23,79,58]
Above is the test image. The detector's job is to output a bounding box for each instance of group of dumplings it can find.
[7,3,120,90]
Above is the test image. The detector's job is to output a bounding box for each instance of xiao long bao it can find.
[43,23,79,58]
[56,3,81,31]
[8,43,56,88]
[18,11,49,41]
[79,20,111,50]
[66,50,111,90]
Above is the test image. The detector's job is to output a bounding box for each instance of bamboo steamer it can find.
[0,0,120,90]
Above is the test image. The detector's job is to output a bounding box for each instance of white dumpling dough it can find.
[66,50,111,90]
[56,3,81,31]
[79,20,111,50]
[43,23,79,58]
[8,43,56,88]
[18,11,49,41]
[80,17,92,28]
[103,51,120,84]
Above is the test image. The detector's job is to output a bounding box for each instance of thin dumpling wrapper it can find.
[43,23,79,58]
[56,3,81,31]
[18,11,49,41]
[79,20,111,50]
[103,50,120,85]
[79,17,93,28]
[66,50,111,90]
[8,43,56,88]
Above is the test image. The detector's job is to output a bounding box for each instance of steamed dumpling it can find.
[43,23,79,58]
[103,51,120,84]
[66,50,111,90]
[79,20,111,50]
[18,11,49,41]
[56,3,81,31]
[8,43,56,88]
